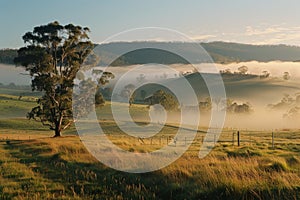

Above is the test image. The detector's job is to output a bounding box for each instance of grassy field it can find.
[0,92,299,199]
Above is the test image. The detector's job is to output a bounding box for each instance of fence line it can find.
[0,130,297,150]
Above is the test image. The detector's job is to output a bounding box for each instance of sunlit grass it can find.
[0,124,299,199]
[0,93,299,199]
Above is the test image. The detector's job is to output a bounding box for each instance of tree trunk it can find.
[53,115,63,137]
[54,123,62,137]
[54,130,61,137]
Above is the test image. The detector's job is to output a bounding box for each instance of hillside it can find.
[133,73,300,106]
[2,42,300,65]
[95,41,300,65]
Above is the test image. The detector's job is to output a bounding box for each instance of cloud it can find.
[206,24,300,46]
[243,25,300,45]
[245,26,282,36]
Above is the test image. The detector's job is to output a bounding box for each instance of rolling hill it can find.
[132,73,300,106]
[95,41,300,65]
[2,41,300,65]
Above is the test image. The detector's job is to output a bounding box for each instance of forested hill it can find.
[96,42,300,65]
[1,42,300,65]
[201,42,300,63]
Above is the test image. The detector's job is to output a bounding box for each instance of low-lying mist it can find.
[0,64,30,85]
[101,61,300,130]
[1,61,300,130]
[146,105,299,131]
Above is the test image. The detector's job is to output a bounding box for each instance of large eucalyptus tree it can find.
[14,21,94,137]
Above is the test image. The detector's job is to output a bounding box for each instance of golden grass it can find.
[0,99,299,199]
[0,125,299,199]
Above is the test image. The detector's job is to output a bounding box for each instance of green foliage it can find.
[14,21,93,137]
[146,90,179,111]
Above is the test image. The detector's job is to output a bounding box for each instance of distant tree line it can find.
[0,49,18,64]
[0,82,31,89]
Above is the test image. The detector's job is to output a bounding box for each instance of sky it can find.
[1,0,300,48]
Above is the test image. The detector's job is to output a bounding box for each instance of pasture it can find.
[0,90,299,199]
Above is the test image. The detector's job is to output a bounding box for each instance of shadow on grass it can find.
[3,140,300,200]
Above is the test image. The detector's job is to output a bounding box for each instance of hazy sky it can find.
[1,0,300,48]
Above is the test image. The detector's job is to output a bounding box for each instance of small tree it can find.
[198,97,212,112]
[260,70,270,79]
[220,68,232,74]
[227,101,253,114]
[14,21,95,137]
[95,92,105,106]
[91,69,114,107]
[237,66,248,75]
[120,84,136,99]
[148,90,179,111]
[136,73,146,83]
[283,72,291,80]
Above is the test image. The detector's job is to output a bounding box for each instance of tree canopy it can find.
[14,21,96,137]
[145,90,179,111]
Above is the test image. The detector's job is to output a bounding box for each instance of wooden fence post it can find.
[232,132,235,146]
[272,132,274,149]
[237,131,240,147]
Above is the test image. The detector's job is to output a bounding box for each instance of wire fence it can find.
[1,127,299,150]
[108,129,300,150]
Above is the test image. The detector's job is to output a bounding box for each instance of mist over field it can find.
[2,61,300,130]
[102,61,300,79]
[2,61,300,85]
[0,64,29,85]
[215,61,300,78]
[101,61,300,130]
